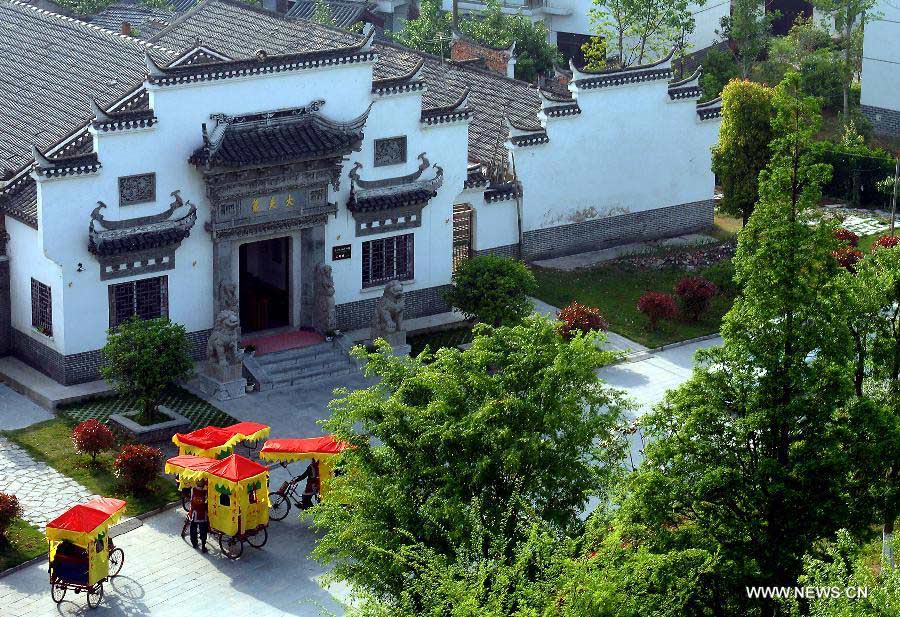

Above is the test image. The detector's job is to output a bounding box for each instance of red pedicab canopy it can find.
[165,453,268,483]
[259,435,351,463]
[172,422,270,457]
[46,497,127,546]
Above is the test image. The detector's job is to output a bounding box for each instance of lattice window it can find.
[374,136,407,167]
[118,173,156,206]
[30,278,52,337]
[362,234,414,288]
[108,276,169,328]
[452,204,473,272]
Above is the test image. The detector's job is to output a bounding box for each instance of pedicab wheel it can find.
[219,534,243,560]
[246,526,268,549]
[268,492,290,521]
[51,581,66,604]
[108,547,124,577]
[87,583,103,609]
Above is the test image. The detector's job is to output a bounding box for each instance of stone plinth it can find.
[108,405,191,444]
[205,362,243,382]
[195,370,247,401]
[370,330,410,356]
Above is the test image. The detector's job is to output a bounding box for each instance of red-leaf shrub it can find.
[0,492,22,538]
[637,292,677,330]
[873,235,900,251]
[71,419,116,462]
[114,444,163,492]
[832,246,864,271]
[674,276,718,321]
[833,227,859,246]
[557,300,609,340]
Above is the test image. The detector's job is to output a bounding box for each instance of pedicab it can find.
[46,497,127,609]
[260,435,351,521]
[172,422,270,509]
[165,453,269,559]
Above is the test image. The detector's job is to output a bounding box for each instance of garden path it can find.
[0,384,52,430]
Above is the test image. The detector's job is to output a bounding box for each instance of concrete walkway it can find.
[0,436,94,529]
[0,384,53,430]
[529,297,649,354]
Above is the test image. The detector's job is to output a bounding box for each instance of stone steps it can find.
[252,341,357,390]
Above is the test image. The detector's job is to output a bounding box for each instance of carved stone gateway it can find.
[370,280,409,353]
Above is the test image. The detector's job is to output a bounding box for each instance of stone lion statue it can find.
[207,309,243,369]
[314,263,336,333]
[372,280,405,336]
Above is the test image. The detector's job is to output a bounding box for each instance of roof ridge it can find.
[2,0,176,56]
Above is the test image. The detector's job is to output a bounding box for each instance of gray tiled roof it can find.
[85,3,174,38]
[285,0,371,29]
[0,0,175,173]
[149,0,541,168]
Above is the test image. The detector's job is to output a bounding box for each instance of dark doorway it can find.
[767,0,813,36]
[557,32,593,67]
[239,237,290,333]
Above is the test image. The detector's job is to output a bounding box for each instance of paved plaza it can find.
[0,334,721,615]
[0,436,94,529]
[0,384,52,430]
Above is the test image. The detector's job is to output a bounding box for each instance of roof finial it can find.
[91,99,113,123]
[31,146,54,170]
[145,51,166,79]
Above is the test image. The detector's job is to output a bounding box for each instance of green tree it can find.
[581,36,608,71]
[443,254,537,326]
[628,73,856,613]
[711,79,775,225]
[100,317,194,423]
[588,0,695,67]
[717,0,776,78]
[459,0,560,82]
[390,0,452,57]
[762,18,843,109]
[811,0,878,119]
[698,47,740,101]
[312,0,336,28]
[312,316,627,607]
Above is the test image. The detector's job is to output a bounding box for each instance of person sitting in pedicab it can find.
[188,478,209,553]
[52,540,89,584]
[297,460,320,509]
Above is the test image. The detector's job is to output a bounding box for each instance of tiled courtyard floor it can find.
[0,436,94,529]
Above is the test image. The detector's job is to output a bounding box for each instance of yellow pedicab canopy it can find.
[172,422,270,458]
[46,497,126,586]
[166,454,269,536]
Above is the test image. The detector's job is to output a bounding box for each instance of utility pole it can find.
[452,0,458,27]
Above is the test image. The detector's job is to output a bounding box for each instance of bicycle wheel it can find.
[268,492,290,521]
[246,526,268,549]
[51,581,66,604]
[108,547,124,577]
[219,534,243,560]
[87,583,103,609]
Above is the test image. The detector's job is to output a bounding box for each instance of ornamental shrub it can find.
[637,292,677,330]
[0,492,22,538]
[873,235,900,251]
[674,276,718,321]
[701,259,741,298]
[71,419,116,463]
[557,300,609,340]
[832,227,859,246]
[114,444,163,493]
[443,255,537,326]
[832,246,864,271]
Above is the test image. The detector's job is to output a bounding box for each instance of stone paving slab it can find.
[0,437,95,529]
[0,507,344,616]
[0,384,53,430]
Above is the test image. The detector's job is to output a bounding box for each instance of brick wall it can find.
[522,199,715,260]
[861,105,900,138]
[474,243,521,259]
[10,327,212,386]
[450,37,511,77]
[335,285,452,332]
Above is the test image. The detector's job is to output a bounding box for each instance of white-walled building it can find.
[860,0,900,137]
[0,0,720,385]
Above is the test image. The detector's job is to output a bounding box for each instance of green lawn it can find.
[60,385,235,431]
[0,518,46,571]
[531,263,734,348]
[4,418,181,517]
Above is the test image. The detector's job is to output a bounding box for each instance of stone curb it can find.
[619,332,722,363]
[0,500,182,580]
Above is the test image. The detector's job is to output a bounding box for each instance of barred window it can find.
[30,278,52,337]
[362,234,414,288]
[108,276,168,328]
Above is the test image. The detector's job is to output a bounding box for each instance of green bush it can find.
[699,48,740,102]
[798,51,843,111]
[701,259,741,298]
[810,133,895,207]
[443,255,536,326]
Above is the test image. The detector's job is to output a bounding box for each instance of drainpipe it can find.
[508,150,524,258]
